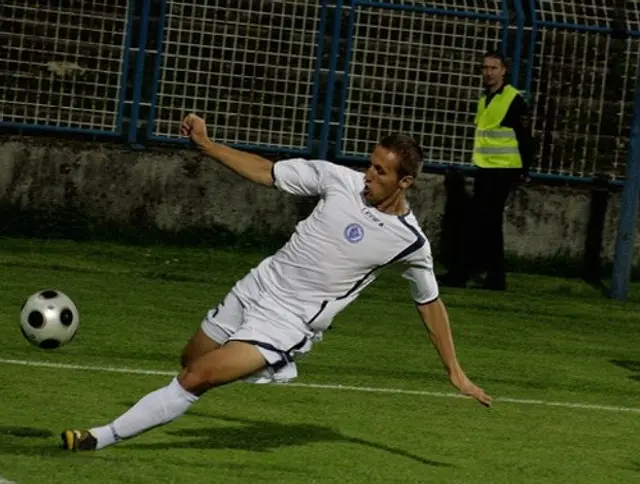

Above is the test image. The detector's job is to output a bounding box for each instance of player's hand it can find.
[180,113,208,147]
[448,369,492,407]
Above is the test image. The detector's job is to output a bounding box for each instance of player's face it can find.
[363,146,407,205]
[482,57,506,89]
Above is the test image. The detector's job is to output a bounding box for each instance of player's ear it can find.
[399,175,414,189]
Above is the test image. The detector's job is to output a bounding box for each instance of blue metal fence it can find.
[332,0,509,169]
[142,0,326,157]
[1,0,639,182]
[523,0,640,182]
[0,0,132,137]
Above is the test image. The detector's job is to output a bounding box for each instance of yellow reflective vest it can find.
[473,85,523,169]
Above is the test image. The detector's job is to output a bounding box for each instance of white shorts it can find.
[200,270,315,383]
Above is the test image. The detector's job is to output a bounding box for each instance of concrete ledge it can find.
[0,137,637,273]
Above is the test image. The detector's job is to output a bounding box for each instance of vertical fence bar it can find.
[117,0,137,136]
[146,0,168,140]
[610,65,640,300]
[306,0,330,155]
[319,0,344,159]
[500,0,509,58]
[511,0,525,87]
[525,0,538,93]
[334,1,357,159]
[128,0,152,145]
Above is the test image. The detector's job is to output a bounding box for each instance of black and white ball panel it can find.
[27,310,45,329]
[19,289,79,349]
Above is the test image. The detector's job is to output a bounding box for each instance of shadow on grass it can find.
[0,426,53,438]
[611,360,640,382]
[0,427,308,475]
[0,426,75,460]
[123,411,453,468]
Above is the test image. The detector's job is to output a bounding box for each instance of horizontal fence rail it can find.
[0,0,639,182]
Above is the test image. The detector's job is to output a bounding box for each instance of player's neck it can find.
[375,192,409,216]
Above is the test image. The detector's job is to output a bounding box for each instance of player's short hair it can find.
[379,134,424,180]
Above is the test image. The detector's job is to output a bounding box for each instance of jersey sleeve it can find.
[272,158,331,197]
[401,244,440,305]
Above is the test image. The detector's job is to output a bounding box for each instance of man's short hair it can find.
[483,50,507,67]
[379,134,424,180]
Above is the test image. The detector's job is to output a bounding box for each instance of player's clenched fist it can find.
[180,113,208,147]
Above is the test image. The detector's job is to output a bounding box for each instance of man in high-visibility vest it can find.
[439,51,533,290]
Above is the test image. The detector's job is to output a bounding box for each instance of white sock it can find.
[89,377,198,450]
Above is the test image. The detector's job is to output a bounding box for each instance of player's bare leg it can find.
[178,341,267,395]
[180,328,221,368]
[61,342,267,451]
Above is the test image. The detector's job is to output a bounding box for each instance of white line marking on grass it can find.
[1,358,639,414]
[0,358,173,376]
[288,383,640,414]
[0,476,17,484]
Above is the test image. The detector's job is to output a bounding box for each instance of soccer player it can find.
[61,114,492,451]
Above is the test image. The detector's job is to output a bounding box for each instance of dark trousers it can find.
[450,168,519,284]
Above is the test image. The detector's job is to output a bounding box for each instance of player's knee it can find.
[178,366,213,397]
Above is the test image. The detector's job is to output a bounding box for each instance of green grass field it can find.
[0,237,639,484]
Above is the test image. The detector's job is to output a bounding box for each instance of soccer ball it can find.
[20,290,80,349]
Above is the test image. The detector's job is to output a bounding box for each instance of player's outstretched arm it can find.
[416,298,492,407]
[180,113,274,186]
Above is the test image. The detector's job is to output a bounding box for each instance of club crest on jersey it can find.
[344,223,364,243]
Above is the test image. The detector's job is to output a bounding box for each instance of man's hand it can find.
[180,113,208,147]
[179,113,274,186]
[416,299,492,408]
[449,369,492,407]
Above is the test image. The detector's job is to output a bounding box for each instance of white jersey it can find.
[246,158,439,332]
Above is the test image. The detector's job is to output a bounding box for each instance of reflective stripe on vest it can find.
[473,84,523,169]
[475,146,521,155]
[475,130,518,140]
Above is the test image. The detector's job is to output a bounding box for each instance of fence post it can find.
[319,0,344,160]
[334,2,357,160]
[118,0,137,137]
[610,63,640,300]
[306,0,330,157]
[128,0,152,147]
[499,0,509,59]
[511,0,525,87]
[146,0,168,141]
[524,0,537,94]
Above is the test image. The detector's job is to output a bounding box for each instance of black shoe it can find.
[437,273,468,288]
[60,429,97,451]
[472,276,506,291]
